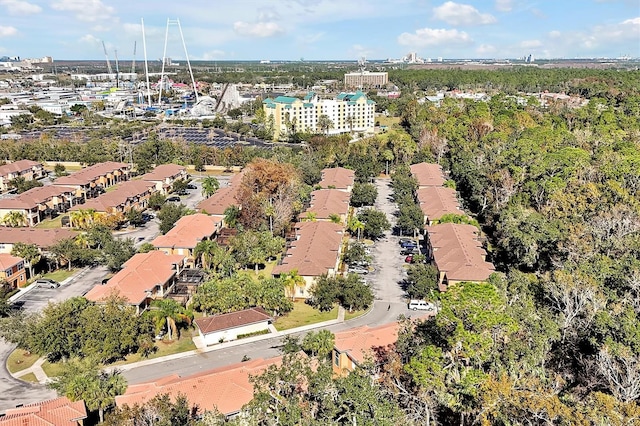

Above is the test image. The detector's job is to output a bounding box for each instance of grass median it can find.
[274,302,338,331]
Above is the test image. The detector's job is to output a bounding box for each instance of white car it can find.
[348,266,369,275]
[408,299,436,312]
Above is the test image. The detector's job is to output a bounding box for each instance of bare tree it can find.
[597,346,640,402]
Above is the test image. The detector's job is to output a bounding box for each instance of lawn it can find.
[41,268,78,283]
[36,215,64,229]
[344,308,368,321]
[6,349,39,374]
[240,261,277,281]
[17,372,38,383]
[42,332,198,378]
[376,115,401,128]
[274,302,338,331]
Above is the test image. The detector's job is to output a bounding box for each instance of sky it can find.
[0,0,638,61]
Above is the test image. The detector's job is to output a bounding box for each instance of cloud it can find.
[495,0,513,12]
[520,39,542,49]
[51,0,115,22]
[398,27,473,47]
[433,2,497,26]
[348,44,375,59]
[0,26,18,37]
[0,0,41,15]
[476,44,497,55]
[233,21,284,38]
[79,34,101,45]
[201,50,226,60]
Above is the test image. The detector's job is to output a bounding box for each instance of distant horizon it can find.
[0,1,638,62]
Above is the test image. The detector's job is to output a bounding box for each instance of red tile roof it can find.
[152,213,221,250]
[318,167,355,190]
[84,251,185,305]
[0,160,41,177]
[0,253,23,270]
[334,322,399,366]
[410,162,446,187]
[0,227,77,248]
[301,189,350,220]
[116,356,286,416]
[53,161,129,186]
[194,307,272,335]
[70,180,156,213]
[140,164,186,182]
[1,396,87,426]
[0,185,77,210]
[272,221,342,277]
[416,186,462,222]
[425,223,495,285]
[197,173,244,216]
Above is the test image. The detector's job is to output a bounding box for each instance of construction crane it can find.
[114,49,120,88]
[102,40,113,75]
[131,41,137,75]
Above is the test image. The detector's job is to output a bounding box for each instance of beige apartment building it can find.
[344,71,388,89]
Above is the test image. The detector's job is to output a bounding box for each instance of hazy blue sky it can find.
[0,0,638,61]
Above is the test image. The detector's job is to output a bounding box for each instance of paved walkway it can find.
[10,306,348,382]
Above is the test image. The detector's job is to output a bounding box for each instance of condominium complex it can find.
[263,91,375,141]
[344,71,388,89]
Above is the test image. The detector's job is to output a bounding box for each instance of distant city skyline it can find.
[0,0,638,61]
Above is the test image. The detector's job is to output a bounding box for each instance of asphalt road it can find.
[122,176,416,385]
[0,265,110,414]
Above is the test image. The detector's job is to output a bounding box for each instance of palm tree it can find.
[328,213,342,224]
[201,176,220,198]
[2,211,27,227]
[194,239,220,269]
[149,299,193,341]
[281,269,306,300]
[348,216,365,240]
[316,114,334,135]
[223,205,241,229]
[345,114,355,134]
[303,211,317,222]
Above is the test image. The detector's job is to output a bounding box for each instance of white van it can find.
[408,299,436,312]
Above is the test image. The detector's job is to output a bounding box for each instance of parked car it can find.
[186,183,197,190]
[401,248,419,256]
[399,238,413,246]
[405,255,414,263]
[400,240,418,249]
[348,266,369,274]
[35,278,60,289]
[166,196,181,202]
[408,299,436,311]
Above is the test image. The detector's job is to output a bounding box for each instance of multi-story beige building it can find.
[344,71,388,89]
[263,91,375,141]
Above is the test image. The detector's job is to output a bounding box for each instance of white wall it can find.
[200,321,270,346]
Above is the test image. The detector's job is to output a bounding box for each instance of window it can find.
[333,351,340,367]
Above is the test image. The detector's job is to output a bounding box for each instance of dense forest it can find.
[3,67,640,424]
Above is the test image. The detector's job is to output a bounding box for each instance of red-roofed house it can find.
[53,161,131,199]
[318,167,356,192]
[0,228,77,253]
[272,221,343,299]
[410,162,446,188]
[116,356,286,418]
[152,213,222,266]
[0,160,45,193]
[0,396,87,426]
[69,180,156,216]
[425,223,495,292]
[332,322,399,375]
[141,164,188,194]
[0,253,26,289]
[84,251,186,314]
[416,186,463,226]
[197,172,244,222]
[300,189,351,223]
[0,185,80,227]
[194,307,272,346]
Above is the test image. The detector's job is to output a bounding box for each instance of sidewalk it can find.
[11,306,348,382]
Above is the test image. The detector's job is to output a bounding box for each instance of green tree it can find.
[350,182,378,207]
[301,330,335,358]
[357,208,391,240]
[8,176,43,193]
[125,208,145,227]
[396,202,424,237]
[2,210,27,227]
[172,178,189,194]
[146,298,193,341]
[157,202,193,234]
[49,237,83,270]
[53,163,67,177]
[201,176,220,198]
[102,237,136,271]
[147,192,166,210]
[11,242,40,278]
[316,114,334,135]
[406,263,439,299]
[223,205,241,229]
[104,393,198,426]
[48,358,127,424]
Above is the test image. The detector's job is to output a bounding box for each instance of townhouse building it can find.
[0,185,81,227]
[0,397,87,426]
[141,163,188,194]
[0,253,26,289]
[317,167,356,192]
[409,162,446,188]
[0,159,45,193]
[416,186,463,226]
[332,322,399,375]
[69,180,156,216]
[53,161,131,199]
[152,213,222,266]
[300,189,351,223]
